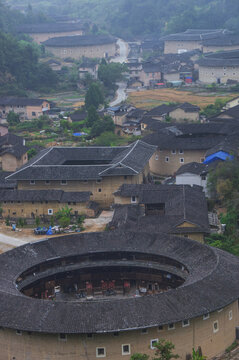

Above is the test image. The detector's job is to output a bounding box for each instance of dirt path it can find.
[83,211,113,232]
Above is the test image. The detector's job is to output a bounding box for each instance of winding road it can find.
[110,39,128,107]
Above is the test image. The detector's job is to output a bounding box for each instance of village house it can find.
[68,110,87,123]
[79,61,99,80]
[198,50,239,84]
[43,35,117,60]
[175,162,212,195]
[0,133,28,172]
[6,141,156,208]
[106,105,136,135]
[110,183,210,243]
[0,190,98,220]
[161,29,229,54]
[143,122,239,176]
[126,59,143,81]
[140,37,164,54]
[139,62,162,86]
[44,59,62,71]
[0,97,50,121]
[202,33,239,53]
[141,103,200,128]
[175,140,236,195]
[17,22,86,44]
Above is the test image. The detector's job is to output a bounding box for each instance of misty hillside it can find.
[5,0,239,38]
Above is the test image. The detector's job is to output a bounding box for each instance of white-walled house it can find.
[175,162,209,195]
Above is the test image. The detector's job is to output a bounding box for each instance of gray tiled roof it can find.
[7,141,156,181]
[0,97,48,107]
[143,122,239,150]
[198,49,239,67]
[0,190,91,203]
[203,33,239,47]
[0,231,239,333]
[43,35,116,47]
[161,29,228,42]
[175,162,208,176]
[112,184,210,234]
[17,22,86,34]
[0,144,28,159]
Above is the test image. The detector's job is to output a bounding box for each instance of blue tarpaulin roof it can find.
[73,132,88,137]
[204,151,234,164]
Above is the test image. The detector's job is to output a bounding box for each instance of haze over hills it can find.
[5,0,239,38]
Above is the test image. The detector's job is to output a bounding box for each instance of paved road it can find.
[111,38,128,64]
[109,39,129,107]
[0,233,28,248]
[110,81,128,107]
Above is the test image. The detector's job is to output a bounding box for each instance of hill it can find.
[5,0,239,38]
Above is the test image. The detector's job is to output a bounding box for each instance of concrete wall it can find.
[0,301,237,360]
[169,108,200,122]
[176,173,207,194]
[164,41,202,54]
[199,65,239,84]
[30,30,85,44]
[45,42,116,60]
[164,72,180,82]
[149,150,206,176]
[17,166,150,208]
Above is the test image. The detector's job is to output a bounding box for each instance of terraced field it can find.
[128,88,237,109]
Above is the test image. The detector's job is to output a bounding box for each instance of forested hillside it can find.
[0,32,58,95]
[6,0,239,38]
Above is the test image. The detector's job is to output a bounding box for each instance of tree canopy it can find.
[0,31,58,94]
[98,62,127,90]
[6,0,239,38]
[85,82,104,110]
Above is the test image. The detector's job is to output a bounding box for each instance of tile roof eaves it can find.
[99,163,138,176]
[5,147,54,180]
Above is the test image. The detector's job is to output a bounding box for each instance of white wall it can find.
[176,172,208,194]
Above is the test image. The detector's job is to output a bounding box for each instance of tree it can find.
[153,339,179,360]
[7,111,20,125]
[27,148,37,159]
[55,206,72,228]
[0,31,58,94]
[85,82,104,110]
[91,115,115,138]
[94,131,119,146]
[98,62,127,90]
[86,105,100,127]
[130,340,178,360]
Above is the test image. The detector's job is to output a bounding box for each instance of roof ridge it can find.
[5,147,53,180]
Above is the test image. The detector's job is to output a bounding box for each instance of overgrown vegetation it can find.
[200,98,228,118]
[206,159,239,256]
[130,339,179,360]
[0,31,58,95]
